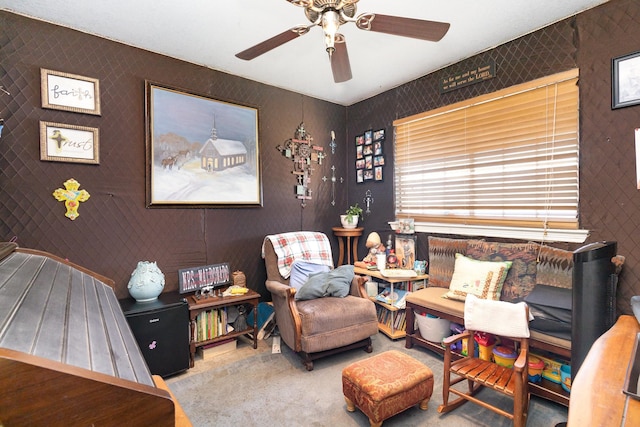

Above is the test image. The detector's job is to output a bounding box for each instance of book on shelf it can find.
[375,305,407,332]
[196,307,234,342]
[198,338,237,360]
[407,279,426,292]
[376,287,408,309]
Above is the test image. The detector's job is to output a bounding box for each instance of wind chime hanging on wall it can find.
[277,122,325,207]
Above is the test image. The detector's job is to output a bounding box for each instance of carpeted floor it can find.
[166,332,568,427]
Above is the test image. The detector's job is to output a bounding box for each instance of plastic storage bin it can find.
[528,356,545,383]
[415,312,450,343]
[561,364,571,392]
[493,346,517,368]
[474,332,496,362]
[533,352,565,384]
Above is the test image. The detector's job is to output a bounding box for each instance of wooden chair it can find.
[438,294,531,427]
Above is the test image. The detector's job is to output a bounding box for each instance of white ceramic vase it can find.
[340,214,359,229]
[127,261,165,302]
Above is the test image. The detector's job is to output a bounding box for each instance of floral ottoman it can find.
[342,350,433,427]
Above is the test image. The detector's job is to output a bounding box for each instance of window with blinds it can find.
[393,69,579,230]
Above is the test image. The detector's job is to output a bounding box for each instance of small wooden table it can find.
[186,289,260,367]
[355,266,428,339]
[332,226,364,265]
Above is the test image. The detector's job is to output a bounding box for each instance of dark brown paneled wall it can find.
[2,0,640,315]
[0,11,347,300]
[345,0,640,315]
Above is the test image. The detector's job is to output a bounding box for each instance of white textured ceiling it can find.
[1,0,609,106]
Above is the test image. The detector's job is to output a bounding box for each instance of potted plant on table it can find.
[341,203,363,229]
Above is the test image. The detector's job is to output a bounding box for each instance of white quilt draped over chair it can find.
[262,231,333,279]
[464,294,532,338]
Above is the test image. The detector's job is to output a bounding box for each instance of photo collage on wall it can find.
[355,128,385,183]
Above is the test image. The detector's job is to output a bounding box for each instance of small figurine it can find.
[387,249,399,269]
[354,232,386,269]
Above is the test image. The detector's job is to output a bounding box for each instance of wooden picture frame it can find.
[395,234,417,270]
[145,81,261,208]
[612,50,640,109]
[39,121,99,164]
[41,68,101,115]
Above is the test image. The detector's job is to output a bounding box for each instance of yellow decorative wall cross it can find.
[53,178,90,220]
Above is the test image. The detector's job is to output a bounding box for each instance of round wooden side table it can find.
[332,226,364,265]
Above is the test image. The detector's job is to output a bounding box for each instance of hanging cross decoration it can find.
[276,122,324,207]
[322,165,343,206]
[363,189,374,214]
[52,178,90,220]
[329,130,337,154]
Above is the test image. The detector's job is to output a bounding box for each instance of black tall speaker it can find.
[571,241,617,376]
[120,291,190,377]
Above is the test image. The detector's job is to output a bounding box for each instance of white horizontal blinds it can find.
[394,69,579,229]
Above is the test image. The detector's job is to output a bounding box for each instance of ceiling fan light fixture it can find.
[322,9,340,57]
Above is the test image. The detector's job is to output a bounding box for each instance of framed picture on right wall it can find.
[612,50,640,109]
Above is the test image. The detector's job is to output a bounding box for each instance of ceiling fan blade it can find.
[356,13,450,42]
[236,25,310,60]
[331,35,352,83]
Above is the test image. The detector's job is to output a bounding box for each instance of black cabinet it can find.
[120,291,190,377]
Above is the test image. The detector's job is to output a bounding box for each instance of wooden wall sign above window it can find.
[440,60,496,94]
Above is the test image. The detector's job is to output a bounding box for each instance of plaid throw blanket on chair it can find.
[262,231,334,279]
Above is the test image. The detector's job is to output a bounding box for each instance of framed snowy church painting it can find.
[145,81,262,207]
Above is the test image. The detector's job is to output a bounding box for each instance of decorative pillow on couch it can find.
[535,244,573,289]
[427,236,470,288]
[466,240,538,302]
[444,253,512,302]
[295,265,355,301]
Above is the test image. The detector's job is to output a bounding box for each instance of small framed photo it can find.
[612,50,640,109]
[355,134,364,146]
[356,144,363,159]
[373,129,385,141]
[364,129,373,145]
[374,140,383,156]
[40,121,99,164]
[364,169,374,181]
[395,234,417,269]
[365,155,373,170]
[41,68,101,115]
[374,166,383,182]
[374,155,385,166]
[356,169,364,184]
[355,158,365,169]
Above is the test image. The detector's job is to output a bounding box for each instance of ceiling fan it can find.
[235,0,450,83]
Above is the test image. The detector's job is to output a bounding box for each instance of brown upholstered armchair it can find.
[262,231,379,371]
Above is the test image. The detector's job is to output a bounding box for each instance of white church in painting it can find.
[199,119,247,172]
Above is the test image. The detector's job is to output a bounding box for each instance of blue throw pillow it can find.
[289,260,331,291]
[295,265,355,301]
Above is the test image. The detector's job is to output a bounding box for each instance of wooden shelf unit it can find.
[186,289,260,367]
[355,267,428,340]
